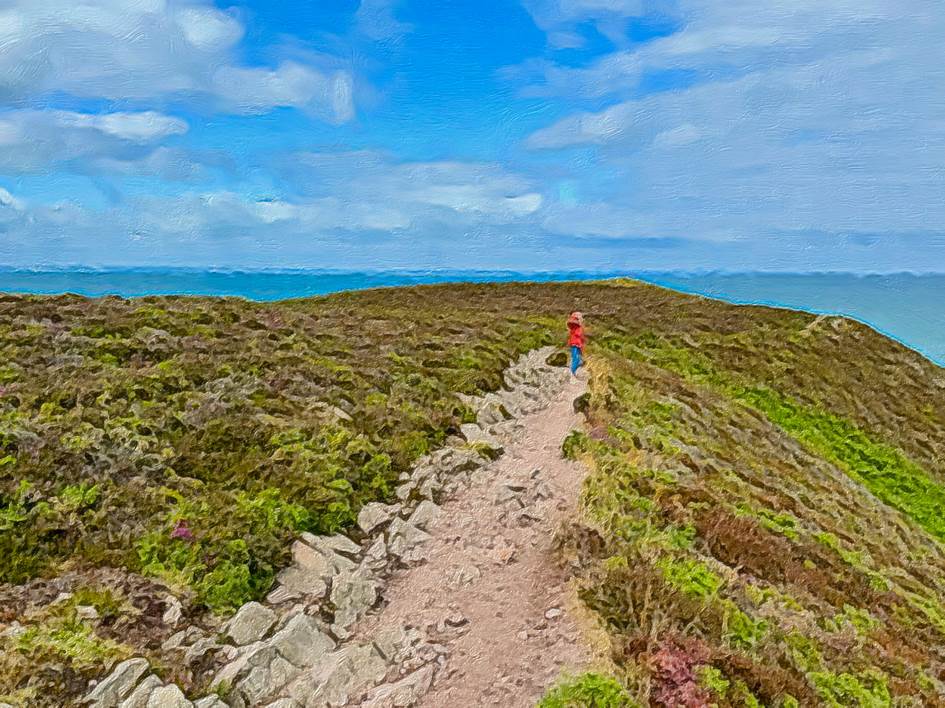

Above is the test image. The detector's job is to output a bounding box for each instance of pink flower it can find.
[170,520,194,542]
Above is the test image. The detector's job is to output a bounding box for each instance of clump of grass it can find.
[539,672,638,708]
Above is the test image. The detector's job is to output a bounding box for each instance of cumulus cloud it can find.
[523,0,945,247]
[0,0,355,120]
[522,0,646,47]
[0,110,198,176]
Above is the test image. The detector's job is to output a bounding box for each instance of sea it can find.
[1,269,942,366]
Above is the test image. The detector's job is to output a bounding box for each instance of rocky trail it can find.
[83,349,595,708]
[354,370,591,707]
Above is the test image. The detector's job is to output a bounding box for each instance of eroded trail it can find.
[353,376,592,707]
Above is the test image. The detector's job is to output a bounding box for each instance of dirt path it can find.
[353,375,592,707]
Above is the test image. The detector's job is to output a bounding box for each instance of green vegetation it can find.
[538,672,638,707]
[2,280,945,705]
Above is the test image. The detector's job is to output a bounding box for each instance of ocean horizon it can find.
[1,268,943,366]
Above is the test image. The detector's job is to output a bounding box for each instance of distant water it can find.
[1,269,942,366]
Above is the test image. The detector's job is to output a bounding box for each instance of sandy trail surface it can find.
[352,375,592,707]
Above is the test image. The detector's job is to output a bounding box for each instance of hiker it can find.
[567,311,585,377]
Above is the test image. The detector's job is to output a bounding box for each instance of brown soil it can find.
[353,375,594,707]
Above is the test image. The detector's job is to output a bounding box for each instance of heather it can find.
[2,280,944,705]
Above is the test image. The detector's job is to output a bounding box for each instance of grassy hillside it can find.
[1,280,943,705]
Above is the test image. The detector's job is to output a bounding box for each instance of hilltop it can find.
[1,280,944,706]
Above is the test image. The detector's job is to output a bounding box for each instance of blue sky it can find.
[1,0,943,272]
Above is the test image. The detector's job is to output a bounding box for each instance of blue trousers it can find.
[570,345,583,374]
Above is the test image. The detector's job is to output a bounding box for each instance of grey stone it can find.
[372,625,408,663]
[358,502,398,534]
[226,601,278,646]
[211,641,268,691]
[76,604,100,621]
[145,684,192,707]
[183,637,221,666]
[330,571,379,639]
[162,595,184,627]
[459,423,504,454]
[85,657,150,707]
[193,698,229,708]
[161,627,203,652]
[301,533,361,559]
[386,519,432,562]
[288,644,387,708]
[118,675,162,708]
[264,700,301,708]
[270,613,336,667]
[360,537,389,573]
[236,654,299,706]
[407,501,440,530]
[361,665,434,708]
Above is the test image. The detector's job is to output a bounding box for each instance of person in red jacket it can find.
[567,311,585,377]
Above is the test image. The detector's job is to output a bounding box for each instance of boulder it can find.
[330,571,379,639]
[459,423,503,454]
[301,533,362,559]
[407,500,440,531]
[360,537,389,574]
[144,684,192,707]
[358,503,398,534]
[361,665,435,708]
[226,601,278,646]
[193,698,229,708]
[288,644,386,708]
[270,613,336,668]
[85,657,150,707]
[117,675,162,708]
[386,519,432,563]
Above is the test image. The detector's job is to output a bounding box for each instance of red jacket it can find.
[568,322,585,349]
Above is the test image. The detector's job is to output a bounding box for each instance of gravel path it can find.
[352,375,592,707]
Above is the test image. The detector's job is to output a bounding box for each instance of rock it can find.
[288,644,387,708]
[264,700,301,708]
[459,423,504,454]
[407,500,440,530]
[330,571,379,639]
[446,564,481,588]
[161,627,202,652]
[544,608,563,620]
[301,533,362,559]
[360,665,435,708]
[0,621,25,639]
[444,611,467,627]
[162,595,184,627]
[361,537,389,574]
[183,637,221,666]
[118,675,162,708]
[76,605,99,621]
[386,519,432,563]
[274,566,328,601]
[372,625,408,663]
[193,698,229,708]
[85,657,150,707]
[236,653,299,707]
[144,684,192,707]
[475,395,510,427]
[358,502,398,534]
[226,601,278,646]
[270,613,336,667]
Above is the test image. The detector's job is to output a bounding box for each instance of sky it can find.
[1,0,943,272]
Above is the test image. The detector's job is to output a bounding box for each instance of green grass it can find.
[538,673,638,708]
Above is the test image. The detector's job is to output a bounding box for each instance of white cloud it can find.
[0,187,24,211]
[0,110,197,176]
[523,0,646,47]
[523,0,945,247]
[212,63,355,121]
[175,7,243,50]
[0,0,355,120]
